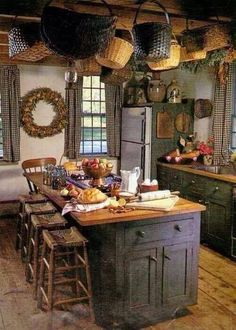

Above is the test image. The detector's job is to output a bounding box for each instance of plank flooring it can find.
[0,217,236,330]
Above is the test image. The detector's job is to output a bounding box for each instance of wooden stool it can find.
[25,212,67,299]
[37,227,94,320]
[21,201,57,262]
[16,193,48,250]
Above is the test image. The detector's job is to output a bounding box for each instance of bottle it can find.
[167,80,182,103]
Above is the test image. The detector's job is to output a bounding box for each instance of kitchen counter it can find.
[24,172,205,329]
[157,162,236,183]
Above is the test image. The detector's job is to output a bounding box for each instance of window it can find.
[80,76,107,155]
[0,99,2,158]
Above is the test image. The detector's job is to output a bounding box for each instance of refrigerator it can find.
[120,106,152,180]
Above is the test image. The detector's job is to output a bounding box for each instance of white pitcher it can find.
[120,167,141,194]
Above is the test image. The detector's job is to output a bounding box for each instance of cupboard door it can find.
[162,242,193,306]
[124,248,159,312]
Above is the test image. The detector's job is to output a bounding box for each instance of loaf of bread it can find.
[78,188,107,203]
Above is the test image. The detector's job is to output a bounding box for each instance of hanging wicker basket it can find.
[181,26,205,53]
[132,0,172,61]
[9,23,52,62]
[194,99,213,118]
[147,39,181,71]
[96,37,133,69]
[40,1,117,59]
[75,57,102,76]
[100,66,132,85]
[180,47,207,62]
[203,23,231,51]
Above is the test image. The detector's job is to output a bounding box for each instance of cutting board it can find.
[156,111,174,138]
[126,196,179,211]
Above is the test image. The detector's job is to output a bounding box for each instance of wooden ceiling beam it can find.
[0,53,68,66]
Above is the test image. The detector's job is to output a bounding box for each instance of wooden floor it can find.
[0,217,236,330]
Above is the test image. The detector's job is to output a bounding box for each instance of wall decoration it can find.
[156,110,174,138]
[175,112,192,134]
[21,87,68,138]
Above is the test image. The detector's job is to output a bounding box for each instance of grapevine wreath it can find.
[20,87,68,138]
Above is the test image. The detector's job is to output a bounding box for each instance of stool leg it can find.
[15,214,23,250]
[83,244,94,322]
[37,240,47,309]
[25,224,34,282]
[74,247,81,297]
[21,214,27,262]
[33,228,40,299]
[48,248,55,310]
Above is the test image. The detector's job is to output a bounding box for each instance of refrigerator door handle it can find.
[141,119,145,143]
[141,145,145,170]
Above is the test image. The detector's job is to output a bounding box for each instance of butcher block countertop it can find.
[157,162,236,184]
[24,173,205,226]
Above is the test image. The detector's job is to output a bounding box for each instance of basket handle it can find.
[133,0,170,25]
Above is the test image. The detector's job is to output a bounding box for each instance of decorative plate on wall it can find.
[175,112,192,133]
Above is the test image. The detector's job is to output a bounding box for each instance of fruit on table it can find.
[81,158,113,170]
[60,188,69,196]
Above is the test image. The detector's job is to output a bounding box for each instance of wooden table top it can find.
[24,173,206,226]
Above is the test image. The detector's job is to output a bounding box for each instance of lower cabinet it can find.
[157,164,235,257]
[83,213,200,329]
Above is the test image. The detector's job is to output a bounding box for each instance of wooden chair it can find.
[22,157,56,193]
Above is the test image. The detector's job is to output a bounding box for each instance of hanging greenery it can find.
[179,48,229,73]
[21,87,68,138]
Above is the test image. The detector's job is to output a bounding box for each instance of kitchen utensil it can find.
[156,110,174,138]
[126,195,179,211]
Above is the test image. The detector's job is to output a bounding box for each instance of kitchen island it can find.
[24,173,205,329]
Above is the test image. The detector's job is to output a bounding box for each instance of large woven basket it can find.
[75,57,102,76]
[180,47,207,62]
[96,37,133,69]
[132,0,172,61]
[181,20,205,53]
[9,23,52,61]
[41,1,117,59]
[203,23,230,51]
[100,66,132,85]
[147,39,180,71]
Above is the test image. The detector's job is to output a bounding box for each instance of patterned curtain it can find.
[64,78,83,159]
[212,63,233,165]
[105,84,123,157]
[0,65,21,162]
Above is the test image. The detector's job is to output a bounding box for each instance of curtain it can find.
[0,65,21,162]
[212,63,233,165]
[64,78,83,159]
[105,84,123,157]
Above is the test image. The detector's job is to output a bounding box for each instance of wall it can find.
[160,68,214,142]
[0,65,117,201]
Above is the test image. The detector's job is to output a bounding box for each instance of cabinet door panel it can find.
[162,242,192,305]
[124,248,158,311]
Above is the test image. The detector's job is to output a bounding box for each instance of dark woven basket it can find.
[40,1,117,59]
[132,0,172,61]
[181,28,205,53]
[194,99,213,118]
[9,22,52,61]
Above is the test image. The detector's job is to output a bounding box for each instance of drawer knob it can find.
[174,175,178,179]
[215,186,219,191]
[175,224,182,232]
[150,256,157,262]
[136,231,145,238]
[164,255,171,260]
[198,199,204,203]
[191,180,196,184]
[205,201,209,205]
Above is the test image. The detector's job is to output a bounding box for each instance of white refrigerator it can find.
[120,106,152,180]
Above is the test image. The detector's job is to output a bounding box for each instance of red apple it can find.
[66,183,74,191]
[82,158,89,166]
[91,163,99,169]
[93,158,99,164]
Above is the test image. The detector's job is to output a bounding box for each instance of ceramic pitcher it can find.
[120,167,141,194]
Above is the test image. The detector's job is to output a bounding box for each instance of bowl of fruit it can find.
[81,158,113,186]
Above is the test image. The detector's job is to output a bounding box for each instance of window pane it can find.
[101,89,105,101]
[101,102,106,113]
[102,117,106,127]
[0,118,2,129]
[92,102,100,113]
[92,89,101,101]
[232,133,236,148]
[83,116,92,127]
[83,141,92,154]
[83,128,93,140]
[102,141,107,153]
[93,141,101,153]
[83,89,91,101]
[92,76,100,88]
[232,117,236,131]
[93,116,103,127]
[93,128,101,140]
[83,76,91,88]
[82,101,91,113]
[102,129,106,139]
[101,82,105,88]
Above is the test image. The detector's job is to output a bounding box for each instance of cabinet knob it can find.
[198,199,204,203]
[174,175,178,180]
[175,224,182,232]
[191,180,195,184]
[136,231,145,238]
[164,255,171,260]
[205,201,209,205]
[150,256,157,262]
[214,186,219,191]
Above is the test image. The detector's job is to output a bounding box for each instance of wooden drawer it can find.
[125,218,194,246]
[183,173,206,195]
[205,180,232,200]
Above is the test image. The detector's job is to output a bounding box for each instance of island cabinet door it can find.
[124,248,161,312]
[162,242,193,306]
